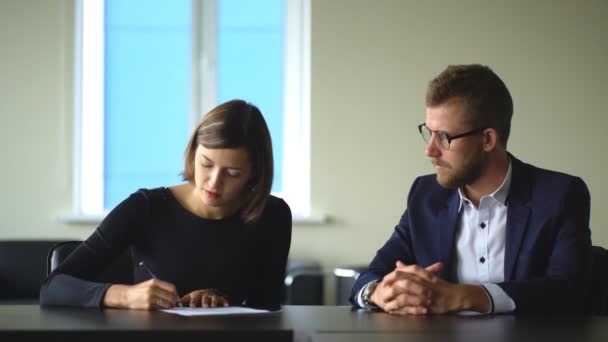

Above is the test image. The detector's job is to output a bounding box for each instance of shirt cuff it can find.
[481,283,516,313]
[357,280,379,310]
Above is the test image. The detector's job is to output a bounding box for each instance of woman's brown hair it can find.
[182,99,273,223]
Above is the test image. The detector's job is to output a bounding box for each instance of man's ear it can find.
[482,128,498,152]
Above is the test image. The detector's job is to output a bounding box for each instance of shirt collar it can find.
[458,158,512,210]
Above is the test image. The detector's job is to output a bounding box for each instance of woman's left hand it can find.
[181,289,230,308]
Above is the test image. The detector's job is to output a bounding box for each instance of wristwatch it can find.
[362,280,380,308]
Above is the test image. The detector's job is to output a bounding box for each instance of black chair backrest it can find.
[591,245,608,315]
[283,260,324,305]
[47,241,80,276]
[47,241,134,285]
[0,240,65,303]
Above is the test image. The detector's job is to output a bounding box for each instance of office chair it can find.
[333,265,368,305]
[283,260,325,305]
[46,241,134,284]
[0,240,65,303]
[591,245,608,315]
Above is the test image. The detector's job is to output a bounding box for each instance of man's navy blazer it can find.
[351,155,592,314]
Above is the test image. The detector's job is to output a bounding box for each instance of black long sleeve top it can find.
[40,187,292,309]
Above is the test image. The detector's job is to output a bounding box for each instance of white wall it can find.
[1,0,607,304]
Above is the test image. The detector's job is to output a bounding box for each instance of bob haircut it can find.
[182,99,273,223]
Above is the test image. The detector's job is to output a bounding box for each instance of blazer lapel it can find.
[504,155,532,280]
[438,191,461,280]
[505,204,530,280]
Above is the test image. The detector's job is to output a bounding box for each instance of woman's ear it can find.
[247,179,257,192]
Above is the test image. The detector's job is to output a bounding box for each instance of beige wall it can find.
[1,0,607,304]
[305,0,608,303]
[0,0,88,240]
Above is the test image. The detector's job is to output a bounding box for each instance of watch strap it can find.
[362,280,380,309]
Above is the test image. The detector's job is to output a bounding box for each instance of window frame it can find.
[61,0,319,224]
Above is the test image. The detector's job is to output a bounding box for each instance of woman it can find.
[40,100,292,310]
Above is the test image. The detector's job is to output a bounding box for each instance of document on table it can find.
[161,307,272,316]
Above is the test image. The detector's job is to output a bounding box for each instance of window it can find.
[67,0,312,222]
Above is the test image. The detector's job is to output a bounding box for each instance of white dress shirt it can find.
[454,161,516,313]
[358,162,516,313]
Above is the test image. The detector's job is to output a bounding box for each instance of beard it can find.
[432,148,484,189]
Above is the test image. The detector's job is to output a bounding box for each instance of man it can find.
[350,64,591,315]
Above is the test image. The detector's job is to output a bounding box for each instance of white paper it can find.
[161,306,271,316]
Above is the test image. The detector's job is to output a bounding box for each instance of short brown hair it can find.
[426,64,513,147]
[182,99,273,223]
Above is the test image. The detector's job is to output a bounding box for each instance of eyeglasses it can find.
[417,123,485,150]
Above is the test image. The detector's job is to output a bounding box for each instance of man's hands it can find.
[369,261,442,315]
[367,261,491,315]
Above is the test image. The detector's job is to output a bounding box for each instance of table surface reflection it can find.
[0,305,606,342]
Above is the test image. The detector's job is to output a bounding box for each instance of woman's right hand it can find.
[103,279,180,310]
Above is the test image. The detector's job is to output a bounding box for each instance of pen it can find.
[138,261,183,307]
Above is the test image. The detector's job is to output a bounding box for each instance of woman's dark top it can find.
[40,187,292,308]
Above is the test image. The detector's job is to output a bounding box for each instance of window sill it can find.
[57,213,328,226]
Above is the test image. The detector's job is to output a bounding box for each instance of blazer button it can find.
[480,222,486,229]
[479,257,486,263]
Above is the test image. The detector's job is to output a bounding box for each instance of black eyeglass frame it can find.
[417,123,486,150]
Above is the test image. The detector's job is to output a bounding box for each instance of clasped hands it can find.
[106,279,230,310]
[369,261,490,315]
